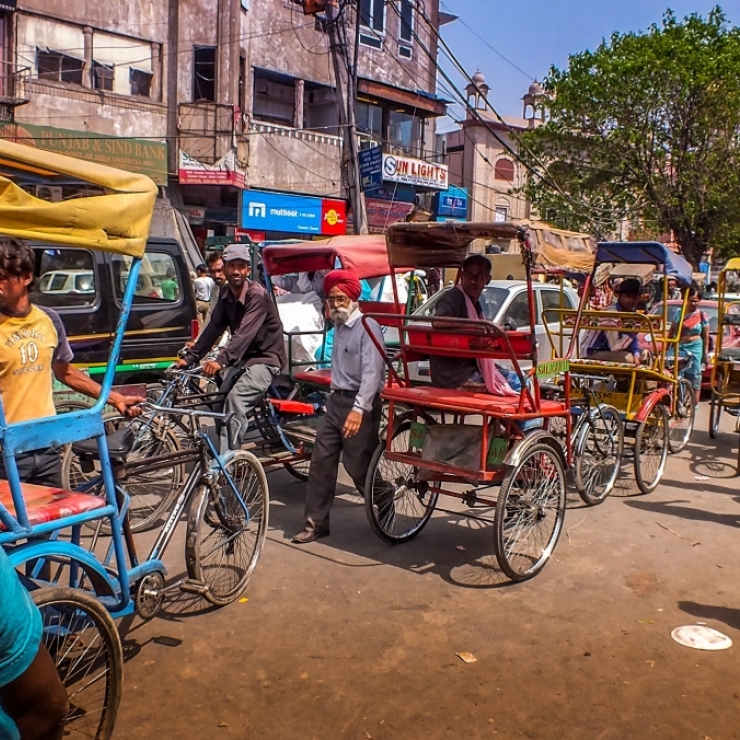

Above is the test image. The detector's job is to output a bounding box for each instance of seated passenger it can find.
[580,277,645,364]
[429,254,521,395]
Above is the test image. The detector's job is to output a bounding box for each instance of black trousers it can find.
[0,447,62,488]
[303,392,382,527]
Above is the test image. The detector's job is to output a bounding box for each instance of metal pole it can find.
[326,0,368,234]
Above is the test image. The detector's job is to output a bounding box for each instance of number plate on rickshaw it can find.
[409,421,427,450]
[487,437,507,467]
[536,359,570,379]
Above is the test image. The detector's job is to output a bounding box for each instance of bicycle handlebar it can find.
[142,402,233,423]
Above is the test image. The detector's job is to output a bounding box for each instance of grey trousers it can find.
[221,363,280,453]
[303,392,382,527]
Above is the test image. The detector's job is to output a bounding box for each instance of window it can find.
[389,109,420,154]
[540,289,574,321]
[494,205,508,222]
[360,0,384,48]
[238,55,246,112]
[37,49,83,85]
[502,291,531,330]
[193,46,216,102]
[494,158,515,182]
[130,68,152,97]
[31,249,96,309]
[356,101,383,140]
[399,0,414,43]
[93,61,113,91]
[252,68,295,126]
[112,253,180,304]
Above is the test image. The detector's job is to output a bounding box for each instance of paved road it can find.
[116,404,740,739]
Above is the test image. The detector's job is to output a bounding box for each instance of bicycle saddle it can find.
[71,426,135,461]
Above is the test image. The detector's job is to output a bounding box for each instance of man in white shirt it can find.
[292,269,386,544]
[193,263,215,330]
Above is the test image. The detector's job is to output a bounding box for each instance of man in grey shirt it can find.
[292,269,386,544]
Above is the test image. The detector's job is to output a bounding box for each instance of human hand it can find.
[202,359,223,377]
[111,394,146,418]
[273,286,288,297]
[173,358,189,370]
[342,409,363,438]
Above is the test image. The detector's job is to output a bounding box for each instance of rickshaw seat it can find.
[269,398,316,415]
[381,385,565,416]
[0,480,106,531]
[570,359,673,383]
[293,369,332,387]
[719,347,740,362]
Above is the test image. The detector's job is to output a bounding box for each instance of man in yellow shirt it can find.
[0,238,142,487]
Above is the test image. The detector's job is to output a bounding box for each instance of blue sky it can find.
[437,0,737,128]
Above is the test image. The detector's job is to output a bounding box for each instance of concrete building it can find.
[0,0,450,241]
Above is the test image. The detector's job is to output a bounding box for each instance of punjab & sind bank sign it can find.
[0,122,168,186]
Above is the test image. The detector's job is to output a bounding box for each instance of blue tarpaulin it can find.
[595,242,693,287]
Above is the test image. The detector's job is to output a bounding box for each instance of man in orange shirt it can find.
[0,238,142,487]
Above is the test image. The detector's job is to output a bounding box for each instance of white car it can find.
[409,280,579,379]
[38,269,95,295]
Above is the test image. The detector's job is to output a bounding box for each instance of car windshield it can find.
[414,285,510,320]
[651,302,720,333]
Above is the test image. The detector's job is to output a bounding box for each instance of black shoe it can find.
[291,518,330,544]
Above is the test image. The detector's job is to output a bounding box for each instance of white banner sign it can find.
[381,154,448,191]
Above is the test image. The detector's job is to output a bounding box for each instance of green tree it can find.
[518,8,740,267]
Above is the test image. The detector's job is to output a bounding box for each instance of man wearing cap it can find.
[292,269,386,544]
[581,277,645,364]
[177,243,286,451]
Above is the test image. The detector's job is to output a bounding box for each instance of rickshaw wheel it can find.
[668,379,696,453]
[634,404,669,494]
[364,420,438,543]
[709,394,723,439]
[494,442,566,582]
[186,450,269,606]
[33,586,123,740]
[574,404,624,505]
[284,458,311,481]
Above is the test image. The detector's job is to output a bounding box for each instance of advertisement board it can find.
[381,153,448,190]
[432,185,469,220]
[179,150,246,188]
[359,145,383,191]
[364,197,413,233]
[241,191,346,235]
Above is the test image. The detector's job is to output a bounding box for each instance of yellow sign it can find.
[536,359,570,378]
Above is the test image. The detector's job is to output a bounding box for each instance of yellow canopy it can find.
[723,258,740,273]
[0,138,157,258]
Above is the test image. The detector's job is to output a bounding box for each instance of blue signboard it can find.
[359,145,382,192]
[241,190,346,235]
[432,185,468,220]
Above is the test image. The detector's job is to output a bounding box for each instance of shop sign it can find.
[359,145,382,192]
[364,197,412,233]
[241,190,346,235]
[184,206,206,224]
[381,153,448,191]
[179,150,246,188]
[371,184,416,202]
[0,121,168,186]
[433,185,468,220]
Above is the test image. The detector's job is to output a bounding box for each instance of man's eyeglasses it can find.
[326,295,351,306]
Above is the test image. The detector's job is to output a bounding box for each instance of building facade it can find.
[0,0,449,242]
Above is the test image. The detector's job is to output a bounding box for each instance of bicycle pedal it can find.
[179,579,210,595]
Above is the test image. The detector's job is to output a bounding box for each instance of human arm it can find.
[183,295,229,365]
[344,320,385,437]
[702,313,710,364]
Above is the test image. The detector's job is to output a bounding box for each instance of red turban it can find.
[323,269,361,301]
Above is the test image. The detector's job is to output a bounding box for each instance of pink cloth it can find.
[456,286,518,396]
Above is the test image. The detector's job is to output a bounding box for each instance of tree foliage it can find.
[517,8,740,267]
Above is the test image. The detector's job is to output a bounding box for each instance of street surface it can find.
[116,403,740,739]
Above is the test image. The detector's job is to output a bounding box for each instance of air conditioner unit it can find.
[35,185,63,202]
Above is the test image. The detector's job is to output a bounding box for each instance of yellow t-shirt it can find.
[0,305,73,424]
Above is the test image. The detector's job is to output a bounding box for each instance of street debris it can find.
[239,597,249,603]
[456,651,477,663]
[655,521,700,546]
[637,619,654,625]
[456,545,466,551]
[671,625,732,651]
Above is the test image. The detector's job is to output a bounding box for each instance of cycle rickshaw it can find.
[359,221,578,582]
[708,259,740,463]
[544,242,695,495]
[0,139,268,737]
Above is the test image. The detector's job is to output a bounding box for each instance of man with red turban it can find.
[292,269,386,544]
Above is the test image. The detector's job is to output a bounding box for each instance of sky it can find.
[437,0,738,129]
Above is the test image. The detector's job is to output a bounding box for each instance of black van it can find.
[31,237,198,385]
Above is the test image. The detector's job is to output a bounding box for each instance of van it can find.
[31,238,198,385]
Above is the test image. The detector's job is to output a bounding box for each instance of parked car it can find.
[410,280,579,380]
[30,238,198,386]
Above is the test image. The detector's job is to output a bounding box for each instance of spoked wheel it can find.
[364,420,439,543]
[709,394,723,439]
[64,416,183,534]
[494,442,566,582]
[283,457,311,481]
[32,587,123,740]
[669,378,696,453]
[186,450,269,606]
[574,404,624,505]
[634,404,670,494]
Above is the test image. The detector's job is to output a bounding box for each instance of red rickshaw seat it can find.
[293,369,332,387]
[0,480,106,531]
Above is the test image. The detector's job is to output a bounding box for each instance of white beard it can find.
[330,300,359,325]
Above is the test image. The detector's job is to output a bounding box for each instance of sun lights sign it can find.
[381,154,448,191]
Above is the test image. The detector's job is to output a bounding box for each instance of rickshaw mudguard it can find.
[7,539,118,598]
[504,429,567,471]
[634,388,672,423]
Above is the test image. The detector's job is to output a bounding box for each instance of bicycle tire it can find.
[634,404,669,494]
[185,450,269,606]
[32,587,123,740]
[668,378,696,453]
[709,394,723,439]
[574,404,624,505]
[283,458,311,481]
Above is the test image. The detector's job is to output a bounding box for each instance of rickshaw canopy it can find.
[0,138,157,257]
[261,234,394,279]
[595,242,693,287]
[722,258,740,273]
[385,221,520,268]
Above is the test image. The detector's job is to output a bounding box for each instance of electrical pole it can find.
[325,0,368,234]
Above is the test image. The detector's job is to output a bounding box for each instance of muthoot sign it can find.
[381,154,448,191]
